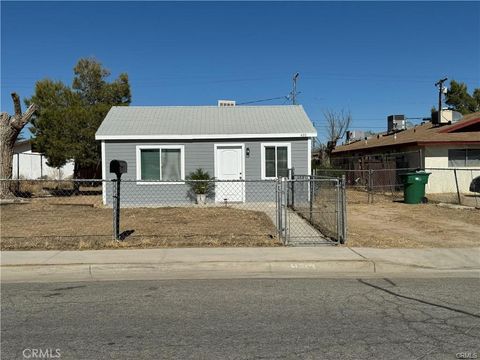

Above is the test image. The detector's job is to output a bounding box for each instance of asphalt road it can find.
[2,277,479,359]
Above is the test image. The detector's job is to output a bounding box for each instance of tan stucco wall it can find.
[424,145,480,194]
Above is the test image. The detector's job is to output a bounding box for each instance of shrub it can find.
[186,168,214,196]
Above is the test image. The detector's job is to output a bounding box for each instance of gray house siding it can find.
[104,138,309,206]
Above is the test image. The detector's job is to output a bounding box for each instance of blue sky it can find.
[2,1,479,142]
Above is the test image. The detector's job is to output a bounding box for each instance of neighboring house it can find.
[12,139,74,180]
[95,105,317,205]
[331,111,480,194]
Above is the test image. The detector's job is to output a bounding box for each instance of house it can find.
[331,111,480,194]
[12,139,74,180]
[95,105,317,205]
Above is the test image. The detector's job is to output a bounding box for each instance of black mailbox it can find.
[110,160,127,177]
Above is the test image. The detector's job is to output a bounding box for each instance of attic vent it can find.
[218,100,236,107]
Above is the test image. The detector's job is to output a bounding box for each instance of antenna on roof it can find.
[291,73,300,105]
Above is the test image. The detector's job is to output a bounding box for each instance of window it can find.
[448,149,480,167]
[262,143,291,178]
[137,146,184,182]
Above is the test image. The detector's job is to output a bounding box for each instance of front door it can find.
[215,145,245,202]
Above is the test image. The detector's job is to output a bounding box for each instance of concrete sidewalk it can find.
[1,247,479,283]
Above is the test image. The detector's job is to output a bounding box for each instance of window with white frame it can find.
[137,146,184,181]
[262,143,290,178]
[448,149,480,167]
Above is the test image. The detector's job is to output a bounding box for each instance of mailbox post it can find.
[110,160,128,240]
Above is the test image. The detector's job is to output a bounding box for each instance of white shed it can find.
[12,139,74,180]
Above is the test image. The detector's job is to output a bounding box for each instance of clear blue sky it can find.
[2,1,479,142]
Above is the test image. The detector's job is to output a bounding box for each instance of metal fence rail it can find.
[0,177,346,249]
[313,167,480,207]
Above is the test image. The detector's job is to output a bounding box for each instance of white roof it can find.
[95,105,317,140]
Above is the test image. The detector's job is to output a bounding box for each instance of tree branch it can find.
[324,109,351,142]
[10,104,38,131]
[11,93,22,118]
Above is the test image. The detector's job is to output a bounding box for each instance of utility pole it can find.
[434,77,448,125]
[292,73,299,105]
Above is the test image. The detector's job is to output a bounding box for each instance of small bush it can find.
[186,168,214,196]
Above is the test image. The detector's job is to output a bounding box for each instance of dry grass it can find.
[427,193,480,208]
[346,201,480,248]
[0,197,280,250]
[3,189,478,251]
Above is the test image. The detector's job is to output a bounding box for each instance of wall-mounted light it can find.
[246,147,250,158]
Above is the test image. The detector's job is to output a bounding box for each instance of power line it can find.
[237,73,300,105]
[236,96,288,105]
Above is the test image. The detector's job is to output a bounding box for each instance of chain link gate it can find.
[276,176,347,246]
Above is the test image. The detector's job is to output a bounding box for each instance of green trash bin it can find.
[400,171,431,204]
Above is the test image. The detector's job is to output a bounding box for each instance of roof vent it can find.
[218,100,236,107]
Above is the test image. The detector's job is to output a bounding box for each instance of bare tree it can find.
[324,108,352,156]
[0,93,38,198]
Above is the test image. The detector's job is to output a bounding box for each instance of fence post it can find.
[283,178,288,244]
[453,169,461,205]
[367,169,373,204]
[290,167,295,209]
[276,179,283,242]
[341,175,347,244]
[112,178,121,240]
[309,177,314,222]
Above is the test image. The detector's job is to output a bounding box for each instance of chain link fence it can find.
[313,167,480,207]
[425,168,480,208]
[285,177,346,245]
[0,177,346,250]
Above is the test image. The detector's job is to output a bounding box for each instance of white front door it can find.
[215,145,245,202]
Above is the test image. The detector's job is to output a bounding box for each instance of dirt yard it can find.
[2,192,479,250]
[347,201,480,248]
[0,197,280,250]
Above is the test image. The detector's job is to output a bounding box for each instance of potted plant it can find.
[186,168,214,205]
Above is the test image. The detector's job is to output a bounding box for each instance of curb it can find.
[2,259,479,283]
[0,260,373,283]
